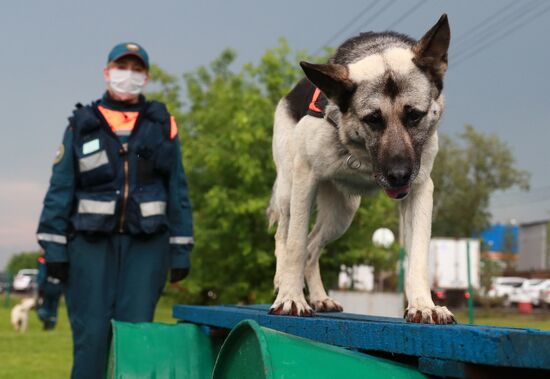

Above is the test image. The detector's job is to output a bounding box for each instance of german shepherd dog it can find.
[267,15,454,323]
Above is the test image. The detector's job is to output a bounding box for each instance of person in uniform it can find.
[37,42,194,378]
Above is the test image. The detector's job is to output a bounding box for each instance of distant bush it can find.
[474,291,506,308]
[6,251,40,275]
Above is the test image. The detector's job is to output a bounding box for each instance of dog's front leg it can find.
[270,157,316,316]
[402,178,456,324]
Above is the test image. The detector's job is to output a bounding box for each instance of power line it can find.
[453,0,544,60]
[451,0,518,50]
[351,0,396,36]
[492,185,550,200]
[491,187,550,207]
[453,2,550,68]
[312,0,380,56]
[385,0,427,31]
[492,197,550,208]
[492,195,550,208]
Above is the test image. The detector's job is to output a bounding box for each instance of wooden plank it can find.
[173,304,550,370]
[418,358,465,378]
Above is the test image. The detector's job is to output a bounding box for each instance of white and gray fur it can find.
[268,15,454,323]
[11,297,36,332]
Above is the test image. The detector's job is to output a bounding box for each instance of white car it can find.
[487,276,526,300]
[509,279,550,307]
[12,269,38,292]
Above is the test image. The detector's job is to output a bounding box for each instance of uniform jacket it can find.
[37,96,194,269]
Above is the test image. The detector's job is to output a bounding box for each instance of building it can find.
[479,223,519,260]
[480,220,549,270]
[518,220,549,271]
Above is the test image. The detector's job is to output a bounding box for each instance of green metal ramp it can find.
[108,319,425,379]
[108,321,222,379]
[213,320,426,379]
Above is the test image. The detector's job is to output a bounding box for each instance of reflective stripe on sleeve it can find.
[37,233,67,244]
[79,150,109,173]
[169,236,194,245]
[140,201,167,217]
[78,199,116,215]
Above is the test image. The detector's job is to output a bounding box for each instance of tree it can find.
[149,41,308,304]
[6,251,41,276]
[432,125,530,238]
[323,193,400,290]
[479,255,503,294]
[502,224,518,253]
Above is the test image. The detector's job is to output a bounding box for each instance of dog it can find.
[11,297,36,332]
[267,14,454,324]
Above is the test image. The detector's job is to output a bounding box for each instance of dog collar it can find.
[346,154,361,169]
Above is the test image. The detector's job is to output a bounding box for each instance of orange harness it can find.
[307,87,338,128]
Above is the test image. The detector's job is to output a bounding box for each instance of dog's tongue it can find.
[384,186,410,199]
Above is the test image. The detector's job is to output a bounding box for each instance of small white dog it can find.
[11,297,36,333]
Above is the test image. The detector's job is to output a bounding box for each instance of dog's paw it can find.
[404,305,456,324]
[310,297,343,313]
[269,295,313,317]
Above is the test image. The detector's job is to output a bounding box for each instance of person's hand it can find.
[46,262,69,283]
[170,268,189,283]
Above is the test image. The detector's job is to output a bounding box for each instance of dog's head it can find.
[301,15,450,199]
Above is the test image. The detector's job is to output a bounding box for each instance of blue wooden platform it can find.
[173,304,550,378]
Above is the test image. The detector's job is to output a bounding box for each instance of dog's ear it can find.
[300,61,356,112]
[413,14,450,89]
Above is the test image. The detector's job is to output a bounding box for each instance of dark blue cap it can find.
[107,42,149,69]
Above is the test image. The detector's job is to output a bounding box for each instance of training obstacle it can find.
[173,304,550,378]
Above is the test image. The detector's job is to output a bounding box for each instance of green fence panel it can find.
[212,319,426,379]
[108,321,222,379]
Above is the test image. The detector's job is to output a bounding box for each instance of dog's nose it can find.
[387,165,411,187]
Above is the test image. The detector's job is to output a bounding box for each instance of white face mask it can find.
[107,69,147,100]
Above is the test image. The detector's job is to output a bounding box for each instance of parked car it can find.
[508,279,550,307]
[538,281,550,309]
[0,272,11,293]
[12,269,39,292]
[487,276,526,302]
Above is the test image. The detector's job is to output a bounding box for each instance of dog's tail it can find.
[266,181,279,229]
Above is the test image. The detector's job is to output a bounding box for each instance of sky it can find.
[1,0,549,268]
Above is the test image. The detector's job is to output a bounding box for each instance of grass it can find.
[0,294,175,379]
[454,308,550,330]
[0,294,549,378]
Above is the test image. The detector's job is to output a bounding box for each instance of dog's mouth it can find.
[384,185,410,200]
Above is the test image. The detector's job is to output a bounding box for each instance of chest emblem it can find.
[83,139,100,155]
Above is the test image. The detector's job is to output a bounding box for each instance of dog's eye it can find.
[362,110,384,130]
[404,106,426,127]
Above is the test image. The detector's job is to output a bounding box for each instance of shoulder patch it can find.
[53,144,65,165]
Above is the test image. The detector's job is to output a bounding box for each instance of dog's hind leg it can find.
[269,158,317,316]
[20,315,28,333]
[305,182,361,312]
[269,100,297,292]
[271,177,291,291]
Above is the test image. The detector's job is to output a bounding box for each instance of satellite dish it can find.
[372,228,395,248]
